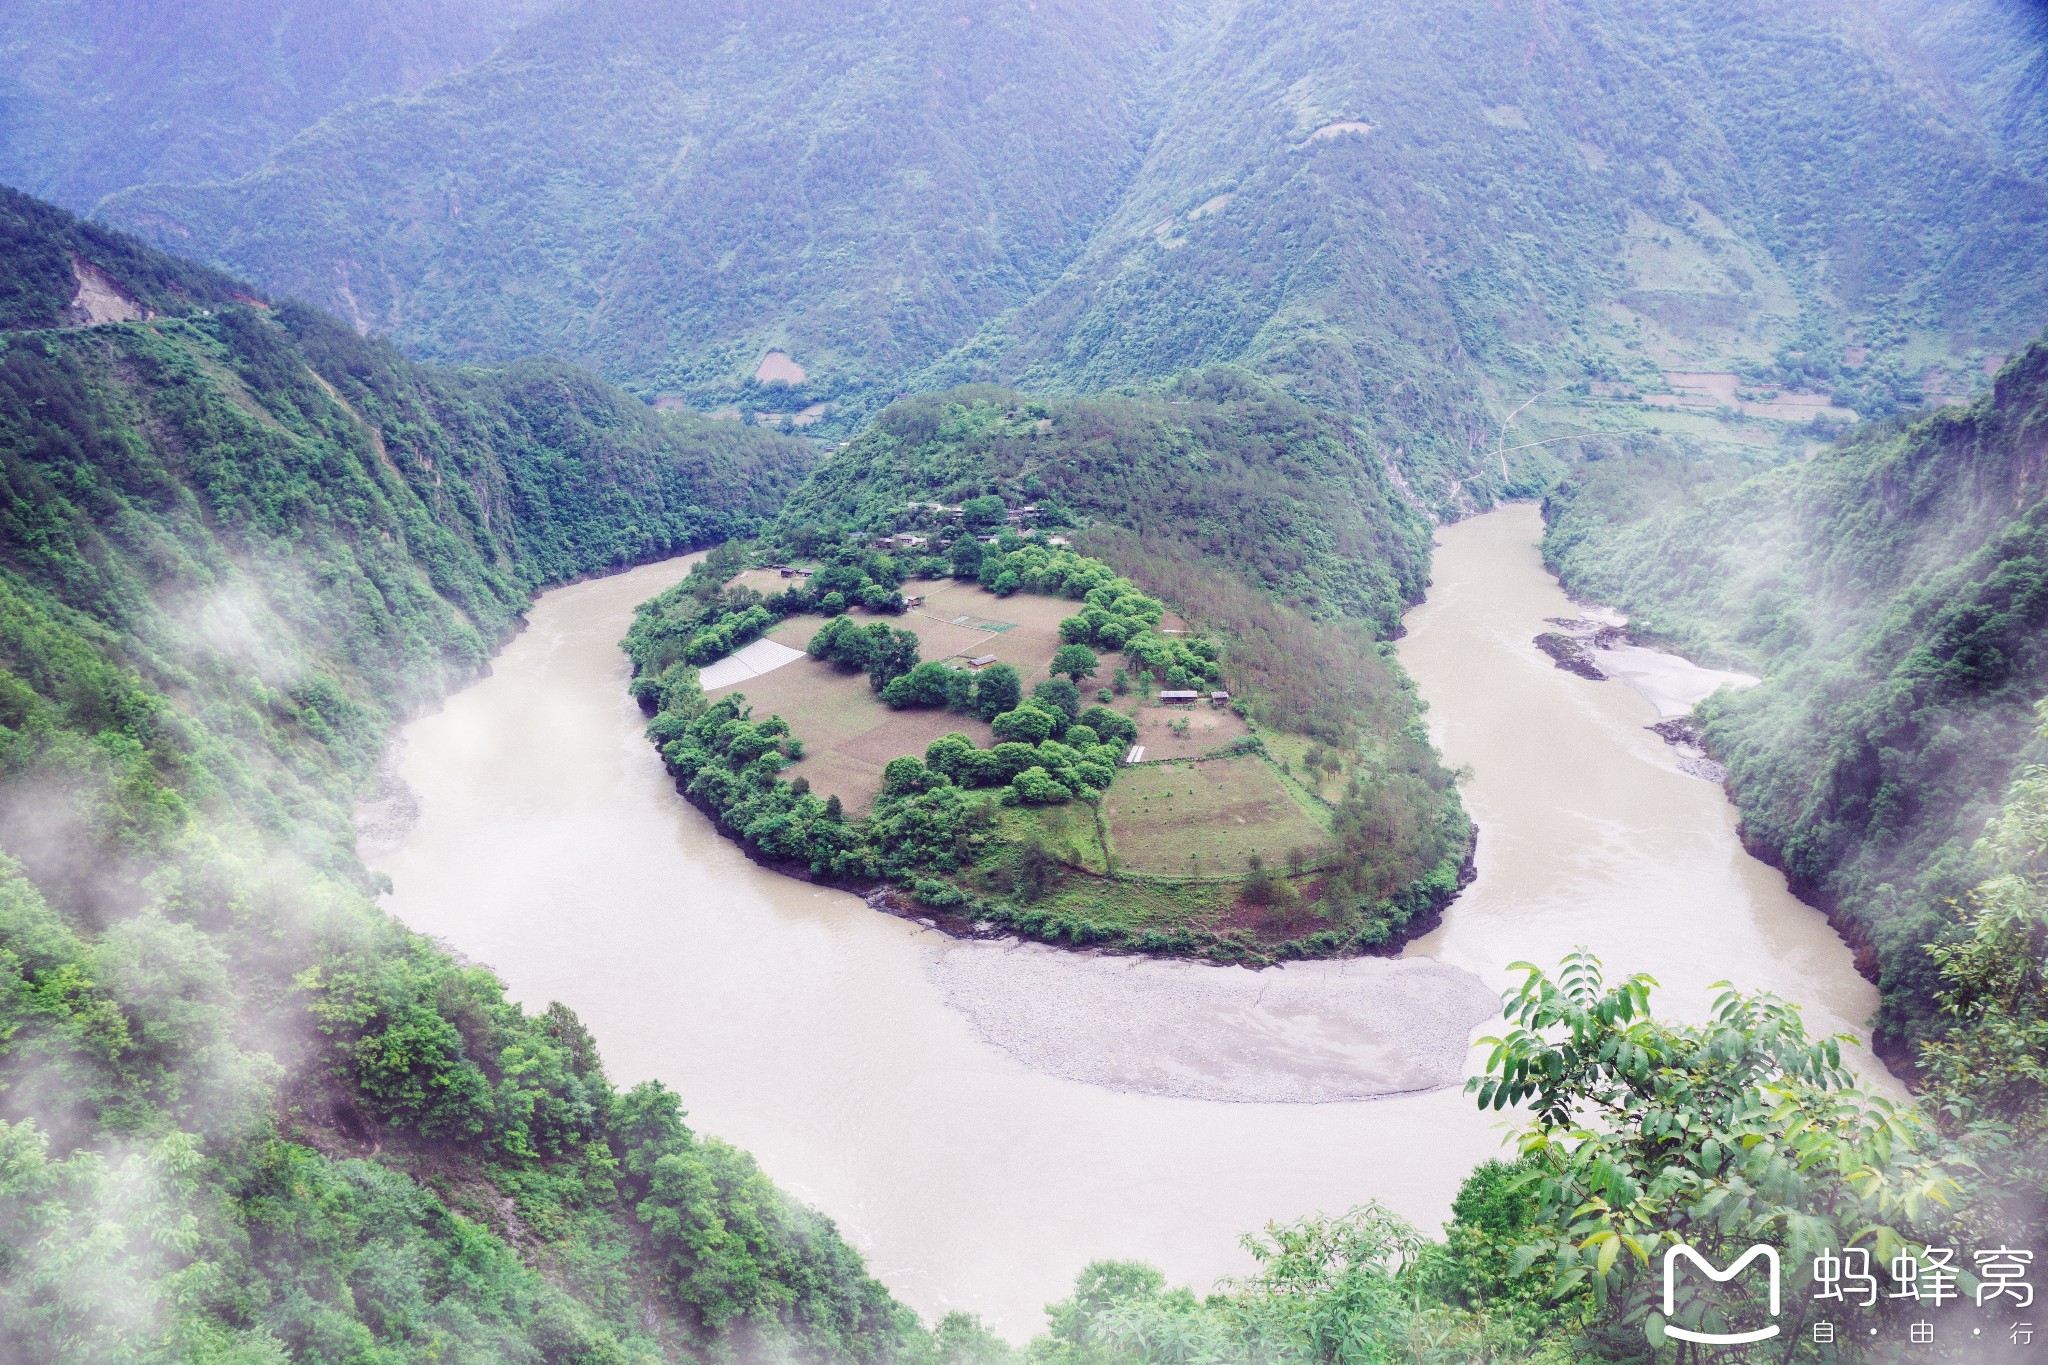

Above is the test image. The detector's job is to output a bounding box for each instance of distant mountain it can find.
[97,0,1169,418]
[1545,336,2048,1057]
[78,0,2048,507]
[0,0,562,208]
[947,0,2048,433]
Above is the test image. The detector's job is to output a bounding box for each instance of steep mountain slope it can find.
[82,0,2048,506]
[0,0,561,210]
[1882,0,2048,180]
[2,185,256,327]
[940,0,2048,482]
[100,0,1169,413]
[1544,338,2048,1057]
[0,193,969,1361]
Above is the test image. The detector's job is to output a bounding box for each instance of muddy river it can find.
[364,502,1881,1337]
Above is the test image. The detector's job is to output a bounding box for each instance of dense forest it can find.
[0,192,995,1361]
[1546,337,2048,1064]
[778,378,1433,635]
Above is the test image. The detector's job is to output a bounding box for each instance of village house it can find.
[1159,689,1202,705]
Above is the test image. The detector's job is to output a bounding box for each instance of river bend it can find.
[364,502,1880,1335]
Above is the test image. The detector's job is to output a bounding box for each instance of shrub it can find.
[912,877,967,910]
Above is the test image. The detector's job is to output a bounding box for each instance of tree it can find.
[1051,644,1099,684]
[990,706,1055,745]
[863,625,920,690]
[808,616,871,671]
[1031,677,1081,720]
[882,757,935,795]
[881,661,953,709]
[950,537,985,579]
[1078,705,1135,747]
[1470,952,1964,1348]
[923,733,979,784]
[961,495,1006,531]
[1239,853,1276,905]
[972,664,1021,720]
[1918,709,2048,1240]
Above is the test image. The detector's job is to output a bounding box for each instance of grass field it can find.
[1008,802,1112,874]
[1103,755,1329,878]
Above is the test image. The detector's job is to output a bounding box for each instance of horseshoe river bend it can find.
[357,502,1886,1338]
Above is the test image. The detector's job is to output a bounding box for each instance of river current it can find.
[363,502,1881,1337]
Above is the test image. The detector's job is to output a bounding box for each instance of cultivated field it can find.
[1112,697,1250,762]
[1103,756,1329,878]
[703,580,1074,811]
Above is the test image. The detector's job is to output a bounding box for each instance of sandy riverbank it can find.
[923,939,1500,1102]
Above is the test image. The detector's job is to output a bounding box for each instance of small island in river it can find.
[623,491,1473,963]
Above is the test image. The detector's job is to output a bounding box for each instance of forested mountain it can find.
[1,0,2044,1347]
[948,0,2048,431]
[0,191,977,1361]
[1882,0,2048,181]
[0,0,561,209]
[1545,336,2048,1058]
[96,0,1169,421]
[77,0,2048,508]
[781,373,1432,634]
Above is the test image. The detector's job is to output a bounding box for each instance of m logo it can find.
[1660,1244,1782,1345]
